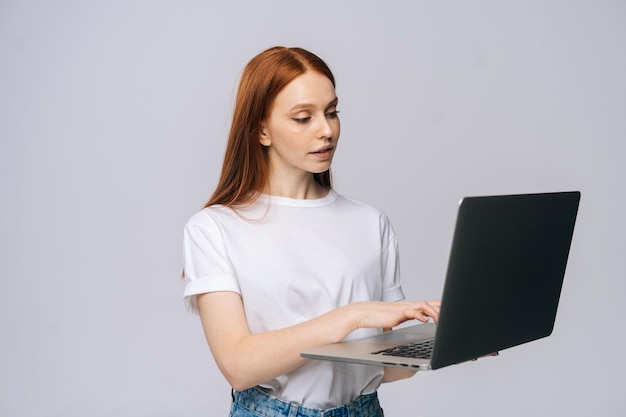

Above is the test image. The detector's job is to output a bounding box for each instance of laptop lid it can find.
[431,191,581,368]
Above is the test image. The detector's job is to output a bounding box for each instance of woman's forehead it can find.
[273,72,337,111]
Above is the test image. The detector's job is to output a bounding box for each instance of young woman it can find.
[183,46,440,417]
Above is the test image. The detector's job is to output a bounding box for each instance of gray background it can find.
[1,1,624,416]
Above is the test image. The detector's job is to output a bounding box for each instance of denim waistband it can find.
[231,387,382,417]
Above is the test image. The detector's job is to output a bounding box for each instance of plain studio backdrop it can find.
[1,1,624,416]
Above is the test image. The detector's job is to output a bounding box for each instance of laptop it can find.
[301,191,581,370]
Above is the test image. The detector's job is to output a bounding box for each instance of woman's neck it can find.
[264,175,329,200]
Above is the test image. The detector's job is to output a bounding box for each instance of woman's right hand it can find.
[345,300,441,331]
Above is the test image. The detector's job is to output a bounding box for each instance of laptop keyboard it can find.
[372,339,434,359]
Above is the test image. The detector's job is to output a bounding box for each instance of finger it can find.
[420,304,440,324]
[400,304,431,323]
[473,352,499,361]
[410,309,436,324]
[426,300,442,311]
[414,312,431,323]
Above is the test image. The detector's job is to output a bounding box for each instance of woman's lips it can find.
[309,146,334,159]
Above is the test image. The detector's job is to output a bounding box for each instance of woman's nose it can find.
[317,116,333,139]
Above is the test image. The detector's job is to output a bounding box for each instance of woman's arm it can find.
[197,291,440,391]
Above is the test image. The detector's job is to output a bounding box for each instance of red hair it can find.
[205,46,336,208]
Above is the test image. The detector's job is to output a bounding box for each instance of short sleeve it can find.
[380,214,405,302]
[182,211,241,314]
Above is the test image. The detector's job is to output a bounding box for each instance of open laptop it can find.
[301,191,581,370]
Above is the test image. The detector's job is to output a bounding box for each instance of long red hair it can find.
[205,46,336,208]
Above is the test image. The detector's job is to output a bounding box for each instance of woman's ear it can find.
[259,125,271,147]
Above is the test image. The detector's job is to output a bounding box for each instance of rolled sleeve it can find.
[182,211,241,314]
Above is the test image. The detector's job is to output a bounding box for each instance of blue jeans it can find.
[229,387,385,417]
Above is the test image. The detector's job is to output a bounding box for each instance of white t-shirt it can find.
[183,190,405,408]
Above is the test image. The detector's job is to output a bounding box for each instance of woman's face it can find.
[260,71,340,182]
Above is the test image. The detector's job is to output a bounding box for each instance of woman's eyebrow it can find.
[326,97,339,109]
[289,97,339,112]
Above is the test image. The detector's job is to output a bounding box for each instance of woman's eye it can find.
[326,110,340,119]
[293,117,311,123]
